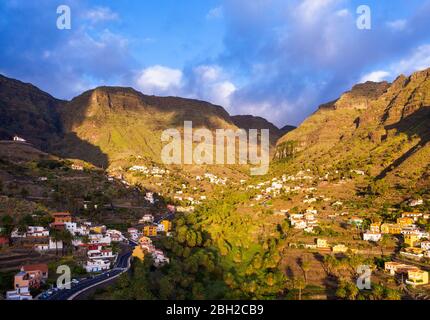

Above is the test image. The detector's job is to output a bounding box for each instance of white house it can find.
[106,229,123,242]
[145,192,155,204]
[13,135,26,143]
[421,241,430,251]
[34,238,63,251]
[6,287,32,300]
[409,199,424,207]
[49,238,63,250]
[87,248,116,260]
[139,214,154,224]
[294,220,307,229]
[85,259,111,273]
[88,234,112,245]
[27,226,49,237]
[363,232,382,242]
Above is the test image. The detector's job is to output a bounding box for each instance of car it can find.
[72,279,79,284]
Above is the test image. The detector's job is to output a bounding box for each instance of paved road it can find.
[39,212,174,301]
[42,242,134,301]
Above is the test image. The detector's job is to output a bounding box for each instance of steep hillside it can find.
[58,87,240,167]
[231,115,283,146]
[280,125,296,135]
[0,75,63,150]
[275,68,430,193]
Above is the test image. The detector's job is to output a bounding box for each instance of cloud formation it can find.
[1,0,430,127]
[136,65,183,96]
[0,1,136,98]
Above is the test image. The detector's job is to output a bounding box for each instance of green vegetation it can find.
[113,189,288,299]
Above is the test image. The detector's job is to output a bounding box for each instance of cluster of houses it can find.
[173,183,207,205]
[65,219,123,273]
[128,165,168,178]
[247,175,302,201]
[10,212,124,273]
[384,261,429,286]
[244,173,336,205]
[131,236,170,267]
[6,263,49,300]
[127,213,174,267]
[129,214,172,241]
[196,173,227,185]
[288,207,320,233]
[10,214,66,252]
[289,238,349,254]
[360,213,430,248]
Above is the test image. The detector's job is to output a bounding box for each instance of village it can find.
[236,168,430,291]
[1,136,430,299]
[1,206,177,300]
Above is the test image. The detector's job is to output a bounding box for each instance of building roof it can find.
[52,212,71,216]
[22,263,49,273]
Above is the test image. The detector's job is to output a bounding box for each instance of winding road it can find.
[40,211,173,300]
[42,241,135,301]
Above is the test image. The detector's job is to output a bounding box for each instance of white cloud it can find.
[194,65,221,82]
[392,44,430,75]
[210,81,236,107]
[136,65,183,95]
[189,65,236,107]
[359,44,430,84]
[296,0,340,24]
[386,19,407,31]
[336,9,349,17]
[360,70,391,83]
[206,6,223,20]
[84,7,119,23]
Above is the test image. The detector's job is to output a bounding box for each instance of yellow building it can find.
[332,244,348,253]
[132,246,145,261]
[370,222,381,233]
[404,234,420,247]
[381,223,401,234]
[160,220,172,232]
[90,225,106,234]
[139,236,152,245]
[143,225,158,237]
[316,238,328,248]
[406,269,429,286]
[397,217,414,228]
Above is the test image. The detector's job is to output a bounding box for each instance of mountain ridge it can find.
[275,67,430,195]
[0,73,294,168]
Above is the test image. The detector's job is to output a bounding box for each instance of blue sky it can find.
[1,0,430,126]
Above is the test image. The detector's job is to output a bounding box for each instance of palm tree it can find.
[300,256,311,283]
[292,276,306,300]
[50,229,61,256]
[59,230,73,255]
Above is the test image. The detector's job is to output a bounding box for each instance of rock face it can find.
[280,125,296,135]
[276,68,430,189]
[0,75,63,150]
[58,86,239,166]
[2,75,284,167]
[230,115,284,146]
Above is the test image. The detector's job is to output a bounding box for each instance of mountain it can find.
[1,74,280,169]
[58,87,240,167]
[0,75,64,150]
[276,68,430,193]
[280,125,296,135]
[230,115,283,146]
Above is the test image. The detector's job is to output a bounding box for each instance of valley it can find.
[0,68,429,300]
